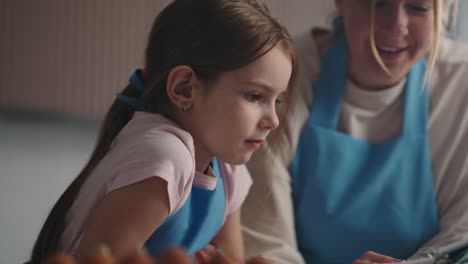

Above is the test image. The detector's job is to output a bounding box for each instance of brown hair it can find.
[30,0,297,262]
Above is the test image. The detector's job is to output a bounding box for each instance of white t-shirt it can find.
[242,29,468,263]
[60,112,252,255]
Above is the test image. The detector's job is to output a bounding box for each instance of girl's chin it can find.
[223,154,253,166]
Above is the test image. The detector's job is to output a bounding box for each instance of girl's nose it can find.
[259,106,280,131]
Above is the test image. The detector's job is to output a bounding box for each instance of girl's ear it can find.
[166,65,197,111]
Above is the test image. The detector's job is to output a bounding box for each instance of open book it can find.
[383,239,468,264]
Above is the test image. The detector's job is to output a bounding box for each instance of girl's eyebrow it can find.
[240,80,277,93]
[410,0,433,5]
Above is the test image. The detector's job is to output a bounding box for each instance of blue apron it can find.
[144,158,226,257]
[289,31,439,263]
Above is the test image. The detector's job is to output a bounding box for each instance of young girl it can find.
[29,0,297,263]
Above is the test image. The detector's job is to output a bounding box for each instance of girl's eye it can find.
[408,4,429,12]
[275,98,285,105]
[245,93,263,102]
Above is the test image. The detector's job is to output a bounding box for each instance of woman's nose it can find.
[379,5,409,37]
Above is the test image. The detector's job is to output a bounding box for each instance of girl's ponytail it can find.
[30,84,138,263]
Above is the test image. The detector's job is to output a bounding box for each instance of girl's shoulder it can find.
[103,112,197,213]
[105,111,196,190]
[114,112,195,157]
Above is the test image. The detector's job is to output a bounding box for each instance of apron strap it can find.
[310,31,429,137]
[309,33,347,129]
[402,60,429,136]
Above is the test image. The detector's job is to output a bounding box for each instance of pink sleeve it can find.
[221,163,253,215]
[106,130,195,215]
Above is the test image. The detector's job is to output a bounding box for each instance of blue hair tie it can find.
[116,69,157,112]
[129,69,145,92]
[333,16,345,33]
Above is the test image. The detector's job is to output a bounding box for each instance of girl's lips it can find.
[245,139,264,149]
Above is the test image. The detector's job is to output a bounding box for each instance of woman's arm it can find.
[410,38,468,259]
[76,177,170,260]
[411,151,468,259]
[241,144,305,264]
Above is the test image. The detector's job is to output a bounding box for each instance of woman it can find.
[242,0,468,263]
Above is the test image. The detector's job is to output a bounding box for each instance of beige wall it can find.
[0,0,335,119]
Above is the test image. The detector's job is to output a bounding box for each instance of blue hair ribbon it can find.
[333,16,344,33]
[116,69,157,112]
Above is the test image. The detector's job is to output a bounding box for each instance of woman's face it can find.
[335,0,435,90]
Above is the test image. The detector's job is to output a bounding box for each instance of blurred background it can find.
[0,1,466,263]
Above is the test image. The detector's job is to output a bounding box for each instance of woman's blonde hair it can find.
[369,0,459,86]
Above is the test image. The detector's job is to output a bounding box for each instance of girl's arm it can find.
[207,209,244,262]
[76,177,170,260]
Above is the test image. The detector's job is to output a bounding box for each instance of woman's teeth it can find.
[379,47,404,52]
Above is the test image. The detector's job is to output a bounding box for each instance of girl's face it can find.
[187,46,292,171]
[336,0,435,89]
